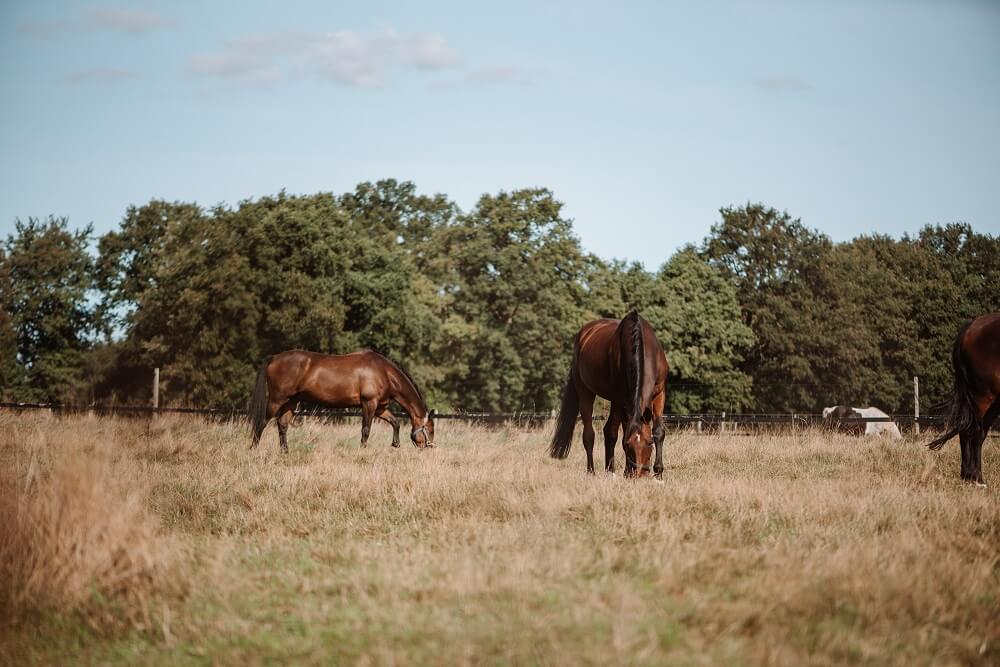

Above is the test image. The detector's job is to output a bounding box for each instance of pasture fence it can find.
[0,400,947,435]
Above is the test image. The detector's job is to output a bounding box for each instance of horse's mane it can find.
[619,310,645,422]
[371,349,426,407]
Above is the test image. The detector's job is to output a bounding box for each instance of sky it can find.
[1,0,997,268]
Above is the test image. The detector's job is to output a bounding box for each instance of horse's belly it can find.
[301,367,361,407]
[303,392,359,408]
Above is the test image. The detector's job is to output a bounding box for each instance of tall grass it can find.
[0,411,996,665]
[0,414,180,634]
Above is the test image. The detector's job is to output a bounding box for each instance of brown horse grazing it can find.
[549,311,669,478]
[247,349,435,453]
[928,313,1000,486]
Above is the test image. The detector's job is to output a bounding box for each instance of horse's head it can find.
[411,409,436,448]
[624,407,655,477]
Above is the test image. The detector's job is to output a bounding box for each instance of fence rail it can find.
[0,401,946,428]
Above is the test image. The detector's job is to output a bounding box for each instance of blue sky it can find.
[1,0,997,268]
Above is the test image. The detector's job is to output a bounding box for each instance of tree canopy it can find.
[1,185,996,416]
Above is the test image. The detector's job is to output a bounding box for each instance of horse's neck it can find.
[390,370,425,421]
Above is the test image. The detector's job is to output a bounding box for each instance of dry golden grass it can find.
[0,411,996,666]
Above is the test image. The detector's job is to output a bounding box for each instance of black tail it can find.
[928,322,980,450]
[248,357,272,448]
[550,353,580,459]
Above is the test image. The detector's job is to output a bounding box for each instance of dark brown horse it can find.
[549,311,669,478]
[928,312,1000,486]
[248,349,435,453]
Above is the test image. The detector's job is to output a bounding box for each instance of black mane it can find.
[619,310,645,421]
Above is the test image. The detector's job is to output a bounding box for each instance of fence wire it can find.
[0,401,945,429]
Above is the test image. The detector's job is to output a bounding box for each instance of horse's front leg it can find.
[651,392,666,480]
[375,406,400,448]
[603,405,622,473]
[652,419,665,480]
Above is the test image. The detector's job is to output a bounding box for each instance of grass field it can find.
[0,412,997,666]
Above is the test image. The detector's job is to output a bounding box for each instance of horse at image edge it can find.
[928,312,1000,486]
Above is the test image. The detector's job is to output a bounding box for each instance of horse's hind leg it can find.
[578,389,597,474]
[968,429,986,486]
[960,431,973,480]
[603,405,622,473]
[969,397,1000,486]
[275,402,294,454]
[251,397,284,449]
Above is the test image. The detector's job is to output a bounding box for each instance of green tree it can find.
[1,217,96,402]
[338,179,457,259]
[126,212,260,405]
[435,189,590,411]
[582,258,657,319]
[0,248,20,397]
[582,250,753,413]
[649,249,754,412]
[703,204,834,411]
[917,223,1000,317]
[336,180,455,402]
[100,190,444,406]
[95,201,206,334]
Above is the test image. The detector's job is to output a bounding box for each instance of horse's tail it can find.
[928,322,980,450]
[248,356,272,447]
[550,344,580,459]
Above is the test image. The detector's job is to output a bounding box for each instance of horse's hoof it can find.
[975,481,988,488]
[391,443,400,448]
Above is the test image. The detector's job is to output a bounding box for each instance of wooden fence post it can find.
[152,368,160,418]
[913,376,920,435]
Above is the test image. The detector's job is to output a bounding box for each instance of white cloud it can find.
[64,66,137,84]
[186,28,461,89]
[397,31,461,69]
[19,5,171,37]
[754,75,810,93]
[431,65,539,91]
[82,7,171,35]
[306,30,393,87]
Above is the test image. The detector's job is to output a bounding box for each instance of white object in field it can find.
[822,406,902,439]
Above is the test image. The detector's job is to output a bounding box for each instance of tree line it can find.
[1,180,997,414]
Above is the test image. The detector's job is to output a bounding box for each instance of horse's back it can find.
[574,315,668,400]
[267,349,392,406]
[577,319,620,352]
[640,318,668,385]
